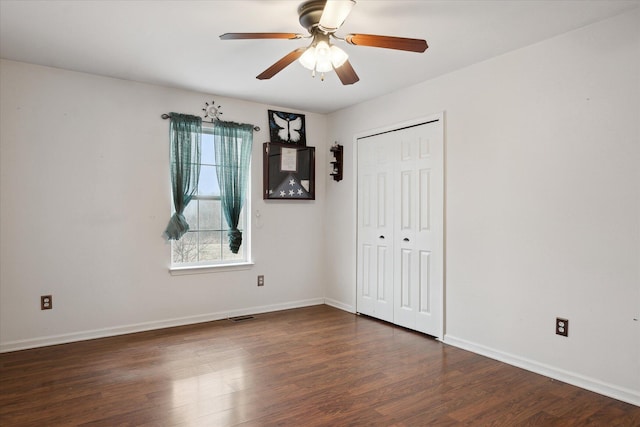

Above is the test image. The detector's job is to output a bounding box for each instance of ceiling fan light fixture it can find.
[222,0,426,86]
[298,40,349,74]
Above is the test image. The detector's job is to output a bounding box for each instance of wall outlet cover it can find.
[556,318,568,337]
[41,295,52,310]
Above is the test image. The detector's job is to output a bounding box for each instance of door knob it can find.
[379,235,385,239]
[403,238,410,242]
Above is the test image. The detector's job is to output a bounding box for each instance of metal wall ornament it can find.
[202,100,223,122]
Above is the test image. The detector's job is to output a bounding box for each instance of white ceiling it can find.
[1,0,638,114]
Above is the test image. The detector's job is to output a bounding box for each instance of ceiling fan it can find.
[220,0,428,85]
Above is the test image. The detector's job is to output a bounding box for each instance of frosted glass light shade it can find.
[299,47,316,70]
[314,41,331,71]
[330,45,348,67]
[298,41,349,73]
[316,58,333,72]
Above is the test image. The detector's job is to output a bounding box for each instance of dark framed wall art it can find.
[268,110,306,145]
[263,142,315,200]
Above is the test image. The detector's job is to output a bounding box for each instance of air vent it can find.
[228,315,255,323]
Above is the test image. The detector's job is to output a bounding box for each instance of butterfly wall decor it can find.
[268,110,306,145]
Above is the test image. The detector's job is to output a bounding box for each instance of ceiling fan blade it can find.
[319,0,356,32]
[257,48,306,80]
[334,60,359,85]
[345,34,428,53]
[220,33,303,40]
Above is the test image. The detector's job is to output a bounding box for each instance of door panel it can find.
[362,244,372,298]
[377,174,388,228]
[400,170,413,230]
[419,251,431,314]
[419,169,431,231]
[376,246,388,301]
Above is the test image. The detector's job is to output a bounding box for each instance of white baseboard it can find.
[443,334,640,407]
[0,298,325,353]
[323,298,355,313]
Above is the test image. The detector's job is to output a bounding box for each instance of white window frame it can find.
[169,125,252,274]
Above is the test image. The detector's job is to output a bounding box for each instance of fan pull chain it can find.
[310,67,325,81]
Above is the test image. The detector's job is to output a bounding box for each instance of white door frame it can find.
[353,112,445,340]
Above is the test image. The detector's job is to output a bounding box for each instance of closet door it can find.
[356,116,443,338]
[356,134,394,322]
[392,122,443,336]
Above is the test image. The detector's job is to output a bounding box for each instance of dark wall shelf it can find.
[330,144,343,182]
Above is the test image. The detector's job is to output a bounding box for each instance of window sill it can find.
[169,261,254,276]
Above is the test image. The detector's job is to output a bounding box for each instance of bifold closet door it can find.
[356,117,443,338]
[356,133,394,323]
[391,123,443,336]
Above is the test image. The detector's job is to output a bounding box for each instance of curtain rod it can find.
[161,113,260,132]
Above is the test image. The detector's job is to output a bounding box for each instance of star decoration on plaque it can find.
[271,174,310,199]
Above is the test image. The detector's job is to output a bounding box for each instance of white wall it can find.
[0,60,328,350]
[325,10,640,404]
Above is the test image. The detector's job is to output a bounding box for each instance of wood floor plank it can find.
[1,305,638,426]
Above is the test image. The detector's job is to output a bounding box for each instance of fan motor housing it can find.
[298,0,326,32]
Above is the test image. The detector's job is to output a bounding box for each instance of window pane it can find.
[183,200,198,229]
[198,165,220,196]
[199,199,221,230]
[212,230,224,257]
[201,134,215,164]
[214,200,224,229]
[198,231,220,262]
[172,232,198,264]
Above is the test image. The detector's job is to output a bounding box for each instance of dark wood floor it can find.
[1,305,638,426]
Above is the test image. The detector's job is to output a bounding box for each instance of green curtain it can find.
[164,113,202,240]
[214,120,253,253]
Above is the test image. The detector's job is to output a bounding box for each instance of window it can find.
[171,126,250,267]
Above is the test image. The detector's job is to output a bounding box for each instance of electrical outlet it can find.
[41,295,52,310]
[556,317,568,337]
[257,275,264,286]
